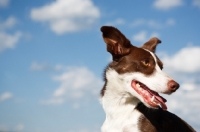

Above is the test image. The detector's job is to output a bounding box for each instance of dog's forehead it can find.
[142,48,156,60]
[127,47,154,60]
[142,48,163,68]
[129,46,163,69]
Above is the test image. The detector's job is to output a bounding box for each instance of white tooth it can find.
[151,96,155,102]
[136,83,140,88]
[158,104,162,108]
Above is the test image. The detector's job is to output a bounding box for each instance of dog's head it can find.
[100,26,179,110]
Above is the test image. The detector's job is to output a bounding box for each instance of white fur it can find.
[101,69,141,132]
[101,51,174,132]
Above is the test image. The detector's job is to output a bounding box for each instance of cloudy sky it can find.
[0,0,200,131]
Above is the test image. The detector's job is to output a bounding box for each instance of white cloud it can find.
[166,18,176,26]
[30,61,68,72]
[53,67,102,98]
[158,45,200,130]
[0,31,22,52]
[0,92,13,102]
[40,97,64,105]
[131,18,175,29]
[14,124,24,131]
[72,103,80,109]
[0,16,22,53]
[30,0,100,34]
[133,31,147,42]
[132,30,159,43]
[41,66,103,105]
[0,0,9,7]
[0,16,17,30]
[193,0,200,8]
[161,46,200,73]
[163,86,200,129]
[30,61,49,71]
[0,124,24,132]
[153,0,183,10]
[181,82,198,91]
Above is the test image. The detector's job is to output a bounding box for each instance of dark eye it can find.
[141,60,150,67]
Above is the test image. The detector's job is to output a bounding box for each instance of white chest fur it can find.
[101,94,142,132]
[101,68,143,132]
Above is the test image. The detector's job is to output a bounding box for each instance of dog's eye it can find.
[141,60,150,67]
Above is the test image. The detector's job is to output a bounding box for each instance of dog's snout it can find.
[168,80,179,92]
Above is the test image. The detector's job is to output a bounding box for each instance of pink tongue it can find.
[131,81,167,110]
[145,87,167,110]
[155,96,167,110]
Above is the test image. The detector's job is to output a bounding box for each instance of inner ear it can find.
[141,37,161,53]
[104,38,131,58]
[101,26,132,59]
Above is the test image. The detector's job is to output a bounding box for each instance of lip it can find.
[131,80,167,110]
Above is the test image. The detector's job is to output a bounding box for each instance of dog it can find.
[100,26,196,132]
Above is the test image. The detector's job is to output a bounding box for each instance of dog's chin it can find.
[131,80,167,110]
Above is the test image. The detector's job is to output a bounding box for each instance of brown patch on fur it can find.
[109,46,156,75]
[139,114,157,132]
[101,26,132,61]
[141,37,161,53]
[100,26,163,97]
[136,103,196,132]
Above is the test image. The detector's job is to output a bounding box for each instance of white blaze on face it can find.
[104,48,175,110]
[143,50,173,93]
[106,50,174,106]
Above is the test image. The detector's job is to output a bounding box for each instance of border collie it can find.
[100,26,196,132]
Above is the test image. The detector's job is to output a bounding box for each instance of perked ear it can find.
[141,37,161,53]
[100,26,132,60]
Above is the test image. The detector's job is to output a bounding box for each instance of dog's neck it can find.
[101,69,142,132]
[102,90,140,117]
[102,68,140,112]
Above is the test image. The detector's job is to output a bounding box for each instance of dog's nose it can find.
[168,80,179,92]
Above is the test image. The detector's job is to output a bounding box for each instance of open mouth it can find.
[131,80,167,110]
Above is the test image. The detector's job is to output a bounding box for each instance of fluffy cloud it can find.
[0,92,13,102]
[41,66,103,106]
[131,18,175,29]
[0,0,9,7]
[0,124,24,132]
[132,30,159,43]
[160,46,200,73]
[0,16,22,53]
[30,0,100,34]
[153,0,183,10]
[30,61,69,72]
[30,61,49,71]
[158,46,200,130]
[0,16,17,30]
[0,31,22,52]
[14,124,24,131]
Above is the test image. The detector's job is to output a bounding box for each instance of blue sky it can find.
[0,0,200,131]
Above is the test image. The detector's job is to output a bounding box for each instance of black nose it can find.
[168,80,180,92]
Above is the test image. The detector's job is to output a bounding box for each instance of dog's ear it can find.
[141,37,161,53]
[100,26,132,60]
